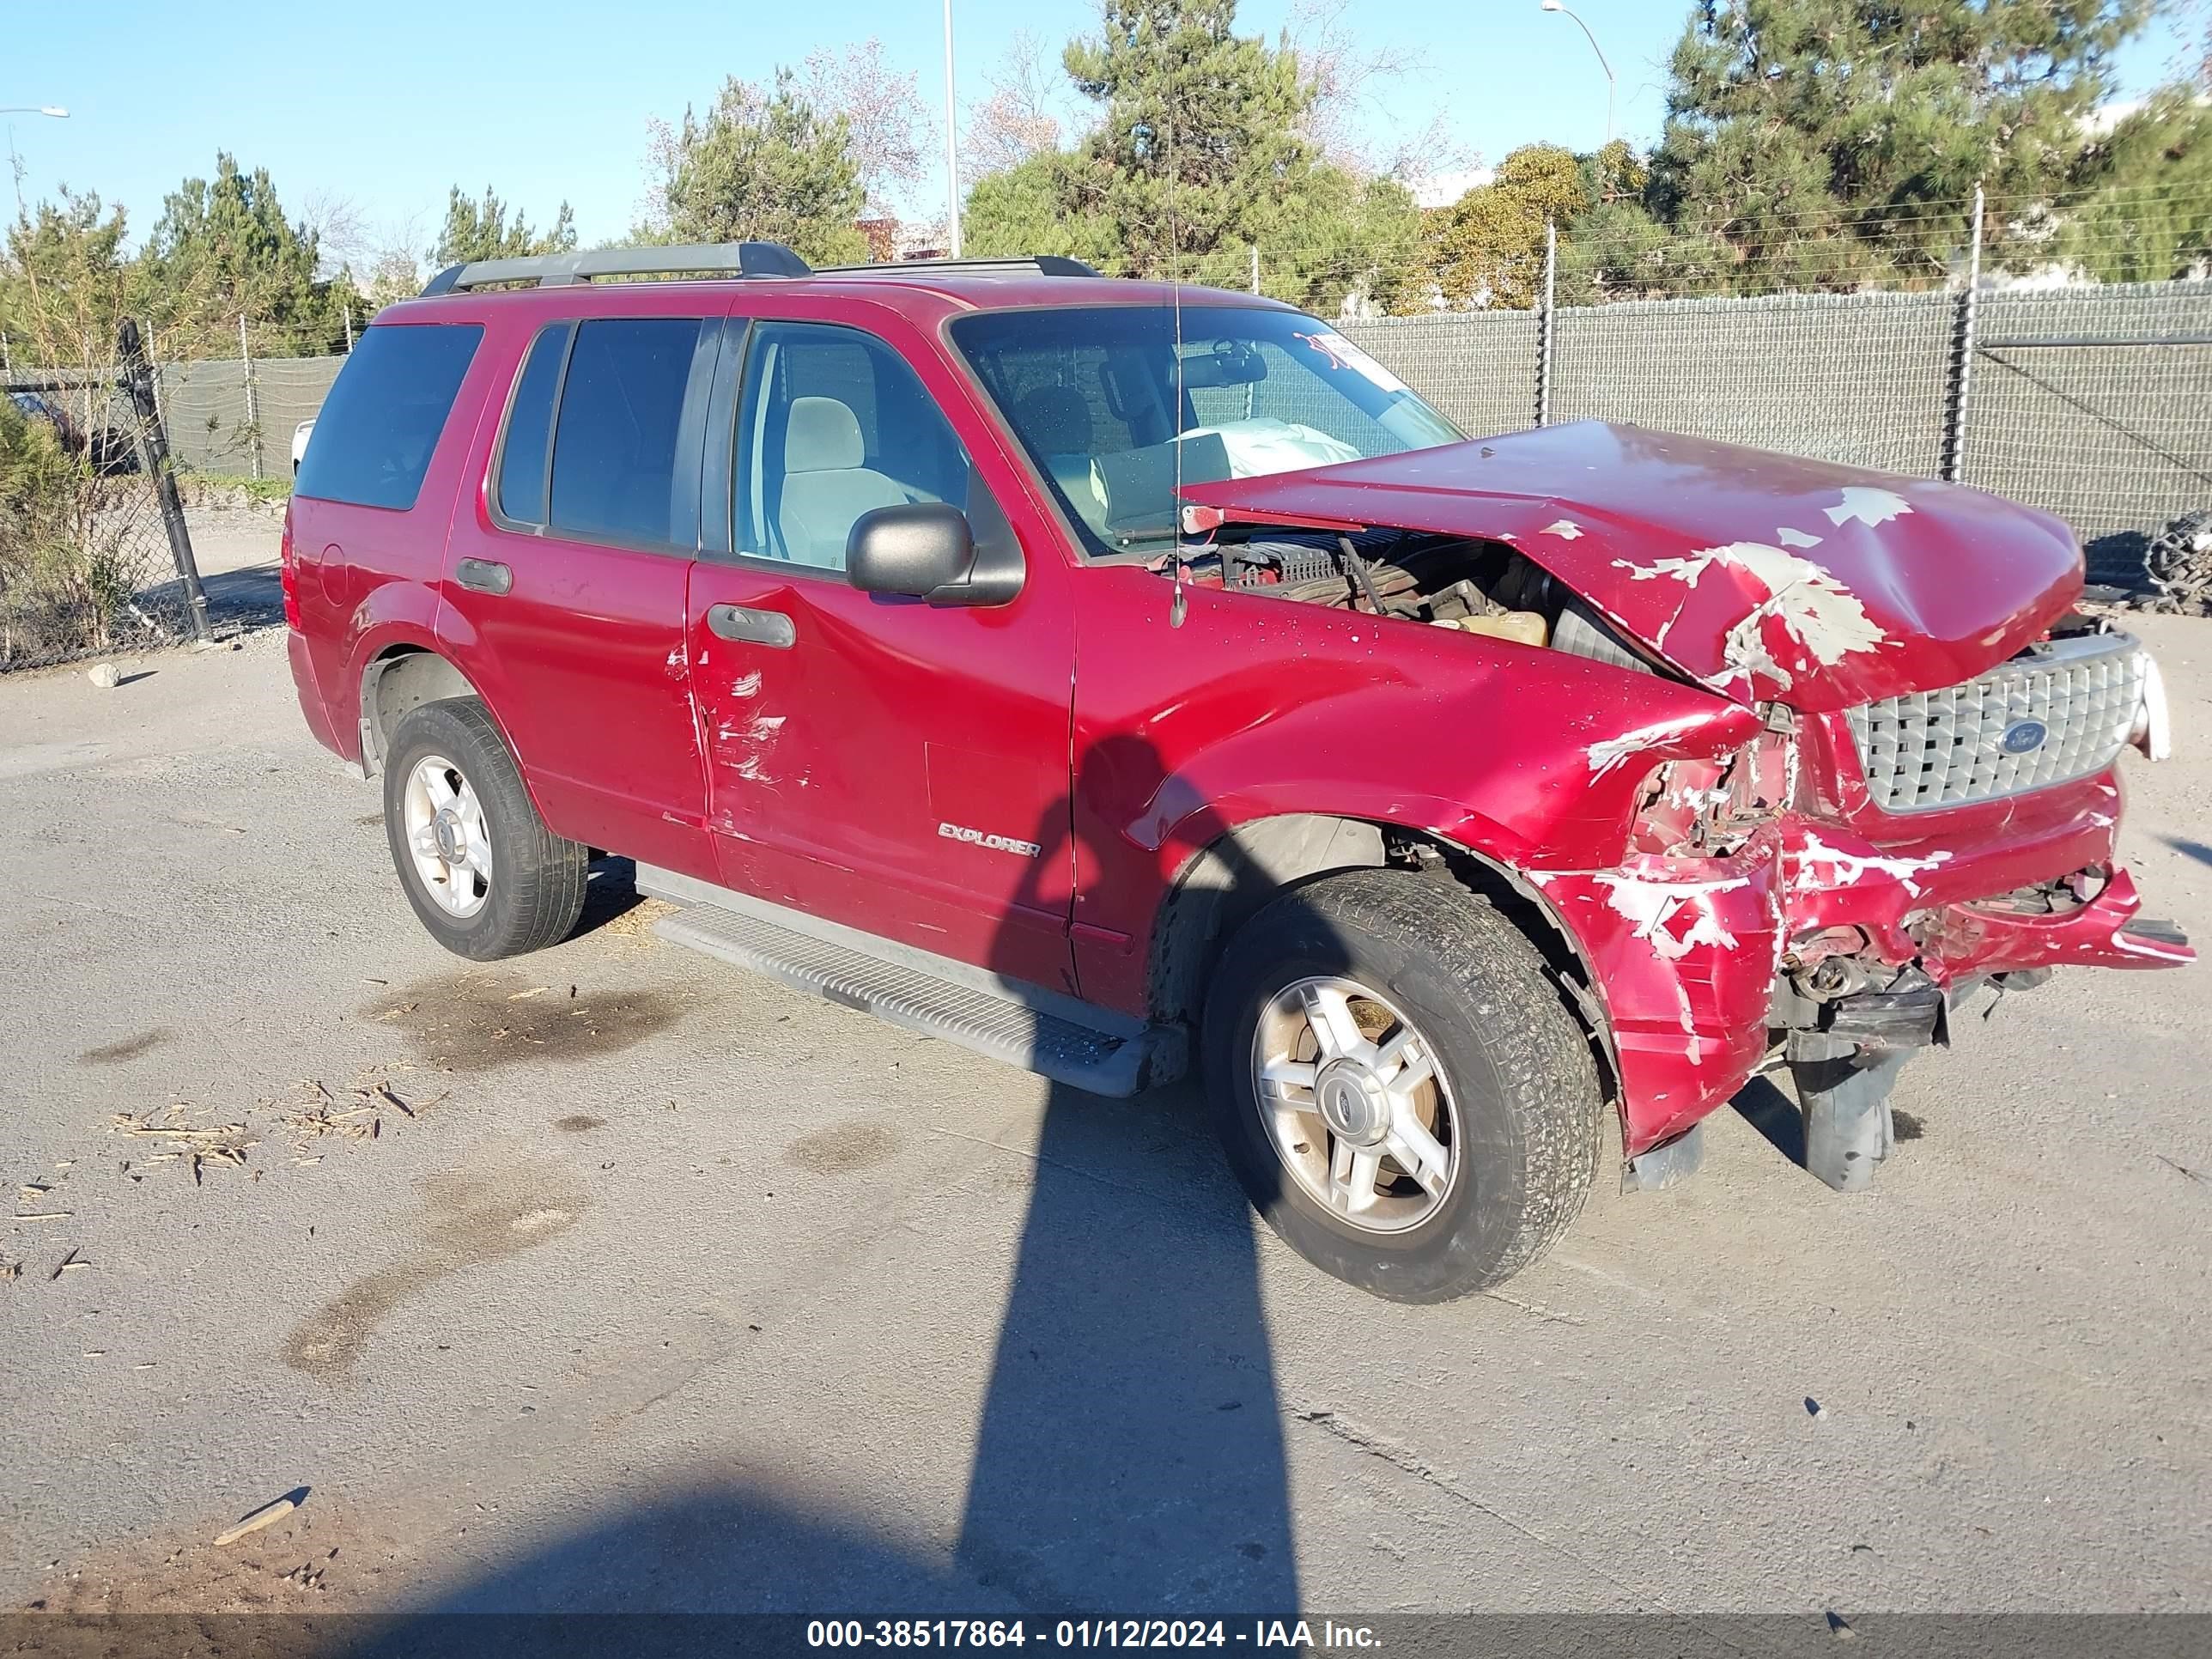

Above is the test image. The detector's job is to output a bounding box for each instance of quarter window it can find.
[294,322,483,511]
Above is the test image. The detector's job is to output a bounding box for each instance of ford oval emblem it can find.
[2000,719,2049,756]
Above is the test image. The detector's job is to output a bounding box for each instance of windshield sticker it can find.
[1294,330,1407,395]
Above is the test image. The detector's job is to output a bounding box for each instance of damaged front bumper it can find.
[1528,789,2194,1162]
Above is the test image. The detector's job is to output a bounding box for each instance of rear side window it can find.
[495,322,572,525]
[547,318,708,548]
[295,323,483,510]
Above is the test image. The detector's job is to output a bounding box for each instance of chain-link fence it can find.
[1962,283,2212,575]
[77,264,2212,600]
[1342,279,2212,587]
[1549,289,1957,477]
[155,354,343,477]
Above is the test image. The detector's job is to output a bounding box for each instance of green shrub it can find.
[181,471,292,505]
[0,398,146,665]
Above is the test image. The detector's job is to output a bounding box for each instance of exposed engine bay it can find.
[1161,526,1657,673]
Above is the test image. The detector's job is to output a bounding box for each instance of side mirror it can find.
[848,503,972,599]
[847,495,1024,607]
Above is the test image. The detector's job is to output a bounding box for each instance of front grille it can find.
[1844,633,2145,812]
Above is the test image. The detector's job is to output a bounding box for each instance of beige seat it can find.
[775,396,910,569]
[1014,386,1109,533]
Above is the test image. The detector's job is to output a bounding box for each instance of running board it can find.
[636,866,1182,1097]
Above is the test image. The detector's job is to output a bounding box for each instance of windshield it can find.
[951,305,1462,556]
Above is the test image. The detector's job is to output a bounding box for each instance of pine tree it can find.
[431,187,575,268]
[2066,88,2212,281]
[1649,0,2155,290]
[1060,0,1317,268]
[0,191,133,369]
[649,70,871,265]
[140,155,353,354]
[963,0,1420,313]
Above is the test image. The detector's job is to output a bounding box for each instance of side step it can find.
[637,866,1182,1097]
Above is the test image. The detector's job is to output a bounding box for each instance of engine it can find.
[1193,526,1658,674]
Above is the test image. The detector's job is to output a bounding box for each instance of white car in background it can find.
[291,419,315,475]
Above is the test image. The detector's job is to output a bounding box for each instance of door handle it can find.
[455,558,513,596]
[706,603,796,648]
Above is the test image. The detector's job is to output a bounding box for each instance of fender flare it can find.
[353,641,517,782]
[1145,811,1626,1131]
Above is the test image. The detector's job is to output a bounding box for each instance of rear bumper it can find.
[287,629,343,757]
[1528,803,2190,1156]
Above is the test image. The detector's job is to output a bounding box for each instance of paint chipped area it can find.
[1588,870,1748,959]
[1825,486,1915,528]
[2112,929,2193,964]
[712,702,787,785]
[1528,849,1783,1149]
[1790,829,1951,898]
[1584,712,1725,779]
[1613,540,1890,692]
[1541,519,1584,540]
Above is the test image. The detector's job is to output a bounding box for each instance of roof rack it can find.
[420,240,811,296]
[813,255,1105,279]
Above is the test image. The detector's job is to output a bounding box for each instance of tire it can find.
[1201,868,1602,1302]
[380,697,586,961]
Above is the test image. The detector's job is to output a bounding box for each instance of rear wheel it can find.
[381,698,586,961]
[1202,869,1602,1302]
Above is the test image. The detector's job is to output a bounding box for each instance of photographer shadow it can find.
[349,734,1302,1644]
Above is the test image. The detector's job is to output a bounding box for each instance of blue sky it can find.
[6,0,2201,262]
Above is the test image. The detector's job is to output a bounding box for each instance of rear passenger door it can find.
[440,305,724,877]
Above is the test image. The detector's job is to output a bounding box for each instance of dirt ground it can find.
[2,513,2208,1625]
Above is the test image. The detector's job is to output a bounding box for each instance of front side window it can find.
[951,306,1461,556]
[734,321,973,572]
[545,317,709,548]
[295,322,483,510]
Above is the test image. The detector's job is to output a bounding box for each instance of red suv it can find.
[285,242,2189,1302]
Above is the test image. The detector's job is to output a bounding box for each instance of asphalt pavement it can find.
[2,517,2208,1620]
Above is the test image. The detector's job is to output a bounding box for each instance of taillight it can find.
[279,503,301,630]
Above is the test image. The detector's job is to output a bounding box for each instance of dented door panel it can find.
[682,568,1079,991]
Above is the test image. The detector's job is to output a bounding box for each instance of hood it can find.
[1178,421,2084,712]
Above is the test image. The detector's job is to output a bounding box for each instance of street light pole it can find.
[943,0,963,257]
[0,106,69,118]
[1538,2,1613,148]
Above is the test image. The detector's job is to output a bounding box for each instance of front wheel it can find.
[381,698,586,961]
[1202,869,1603,1302]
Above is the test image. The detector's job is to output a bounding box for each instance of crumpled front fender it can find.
[1528,838,1784,1155]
